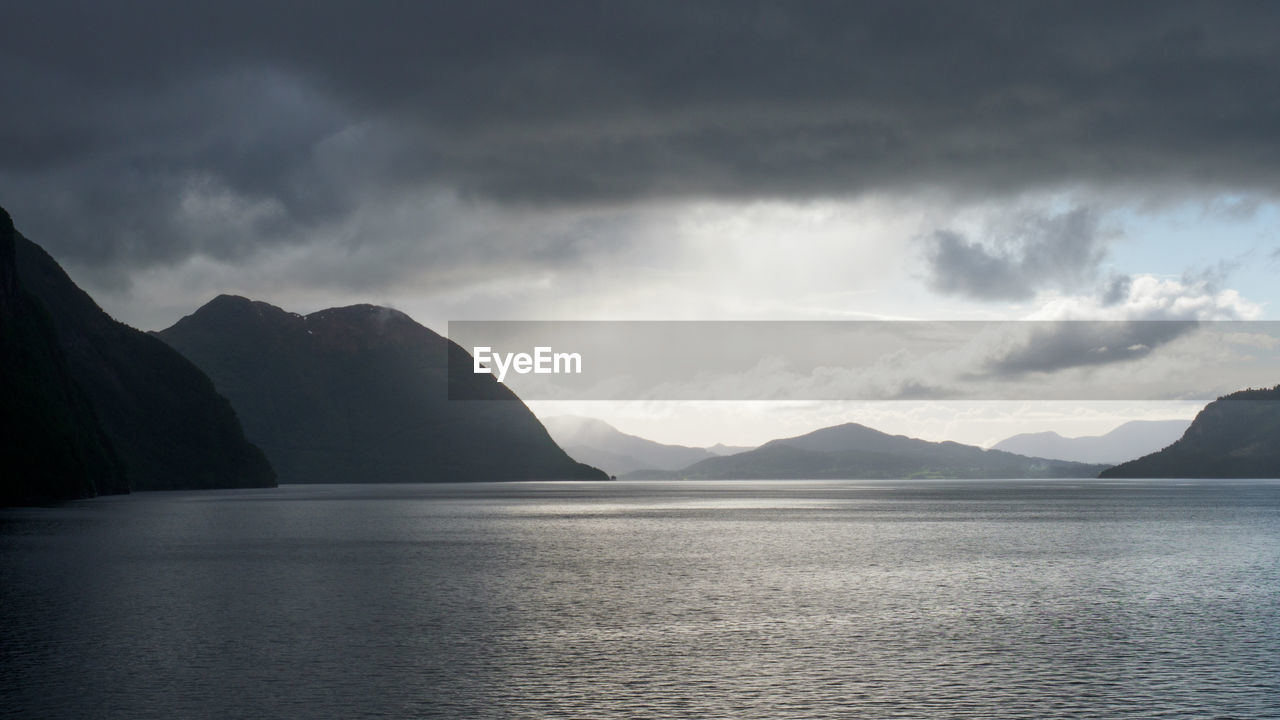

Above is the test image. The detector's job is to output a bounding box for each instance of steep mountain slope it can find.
[542,415,718,475]
[667,422,1108,479]
[13,230,275,492]
[1101,386,1280,478]
[157,295,607,483]
[992,420,1191,464]
[1,207,127,504]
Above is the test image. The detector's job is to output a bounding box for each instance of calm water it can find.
[2,480,1279,719]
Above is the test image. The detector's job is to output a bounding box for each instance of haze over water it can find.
[3,479,1278,719]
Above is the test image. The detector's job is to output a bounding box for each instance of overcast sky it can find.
[4,1,1279,445]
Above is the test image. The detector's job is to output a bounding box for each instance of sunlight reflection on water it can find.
[3,479,1278,719]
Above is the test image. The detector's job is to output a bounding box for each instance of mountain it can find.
[14,232,275,492]
[5,207,273,497]
[156,296,607,483]
[658,422,1108,479]
[707,443,753,456]
[542,415,719,476]
[1101,386,1280,478]
[1,206,127,504]
[992,420,1191,465]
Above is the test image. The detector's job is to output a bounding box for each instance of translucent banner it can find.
[447,320,1280,401]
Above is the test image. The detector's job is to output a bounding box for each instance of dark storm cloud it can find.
[3,0,1280,271]
[1100,274,1133,306]
[924,207,1106,301]
[977,321,1199,378]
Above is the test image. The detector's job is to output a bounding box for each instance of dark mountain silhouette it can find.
[12,219,275,492]
[156,295,607,483]
[992,419,1191,465]
[643,422,1108,479]
[1,207,127,504]
[542,415,720,476]
[1101,386,1280,478]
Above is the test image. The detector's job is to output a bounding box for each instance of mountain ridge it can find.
[1101,386,1280,478]
[1,206,127,504]
[639,421,1109,480]
[992,419,1191,464]
[157,295,607,483]
[5,207,275,498]
[542,415,723,476]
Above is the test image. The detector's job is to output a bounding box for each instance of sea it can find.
[2,479,1278,719]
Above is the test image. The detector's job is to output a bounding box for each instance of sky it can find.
[4,1,1280,447]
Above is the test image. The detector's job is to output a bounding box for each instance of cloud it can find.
[976,320,1199,378]
[973,270,1265,379]
[4,1,1280,278]
[924,206,1106,301]
[1032,272,1262,321]
[1099,274,1132,306]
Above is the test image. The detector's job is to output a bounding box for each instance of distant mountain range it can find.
[628,422,1109,479]
[1102,386,1280,478]
[9,204,1280,500]
[542,415,739,476]
[157,295,607,483]
[991,420,1191,465]
[707,443,754,456]
[2,205,274,504]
